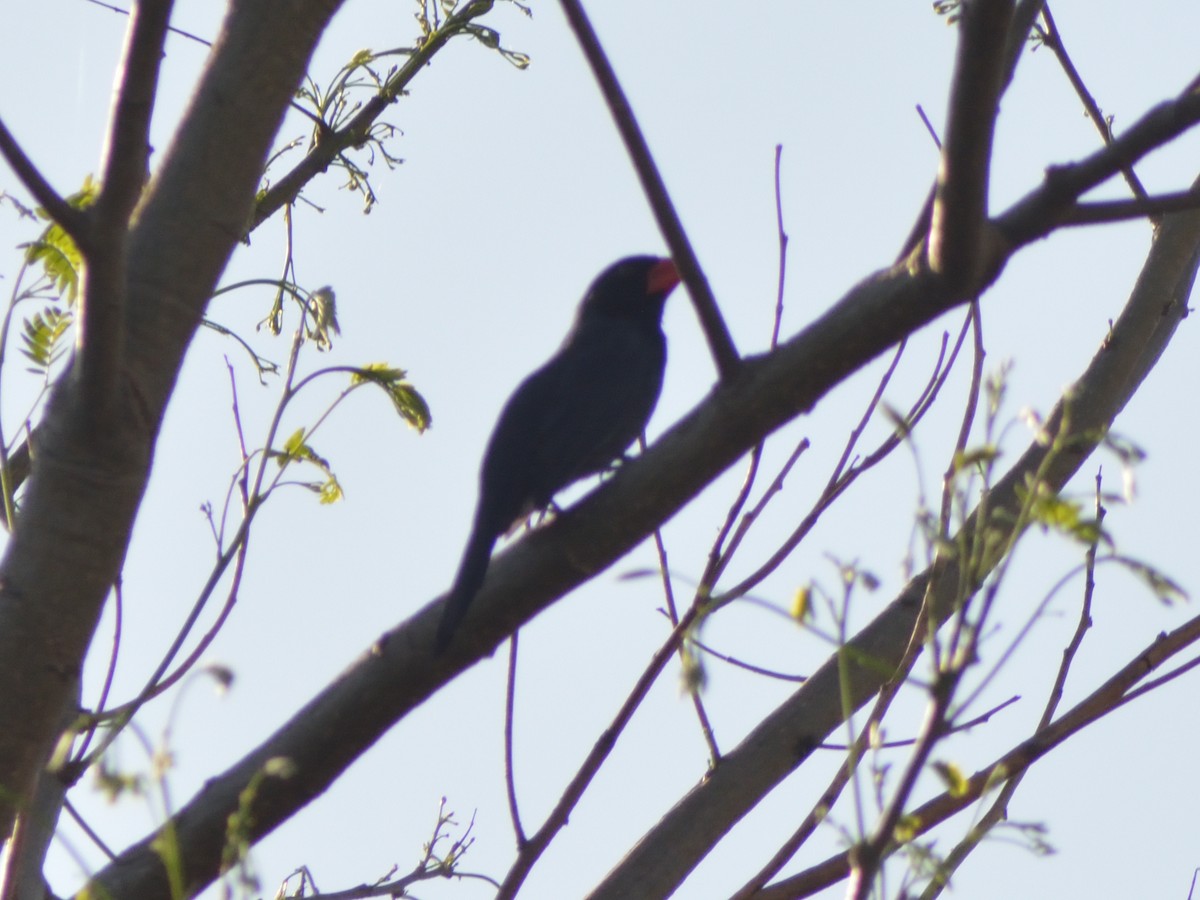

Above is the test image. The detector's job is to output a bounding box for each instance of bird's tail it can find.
[436,518,498,651]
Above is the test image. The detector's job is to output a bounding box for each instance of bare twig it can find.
[770,144,789,349]
[503,634,525,847]
[1060,190,1200,226]
[1038,3,1150,204]
[705,146,792,581]
[83,0,212,46]
[649,524,720,762]
[495,605,703,899]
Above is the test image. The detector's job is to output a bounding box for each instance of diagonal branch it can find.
[249,0,496,232]
[1038,3,1150,204]
[1061,190,1200,226]
[998,77,1200,245]
[557,0,740,379]
[929,0,1015,286]
[0,117,89,243]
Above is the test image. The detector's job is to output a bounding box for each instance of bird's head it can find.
[577,255,680,325]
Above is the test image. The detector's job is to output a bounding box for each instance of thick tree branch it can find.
[80,0,175,420]
[929,0,1014,286]
[557,0,740,379]
[897,1,1040,264]
[96,0,172,227]
[0,0,344,849]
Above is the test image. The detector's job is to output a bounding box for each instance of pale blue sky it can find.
[2,2,1199,898]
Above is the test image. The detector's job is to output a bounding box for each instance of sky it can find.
[2,1,1200,898]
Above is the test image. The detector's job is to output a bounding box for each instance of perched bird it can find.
[436,256,681,650]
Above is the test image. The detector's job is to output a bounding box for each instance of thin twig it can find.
[649,523,720,762]
[70,576,124,768]
[700,144,794,597]
[915,472,1105,900]
[495,605,703,899]
[62,798,119,861]
[684,630,807,683]
[503,634,526,846]
[770,144,789,349]
[83,0,212,46]
[1038,3,1150,204]
[1060,190,1200,225]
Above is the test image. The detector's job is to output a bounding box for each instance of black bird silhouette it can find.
[436,256,681,650]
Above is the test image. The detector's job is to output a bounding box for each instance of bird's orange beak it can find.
[647,258,681,295]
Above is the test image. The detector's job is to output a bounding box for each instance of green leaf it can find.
[1016,480,1110,546]
[274,429,344,505]
[24,176,98,304]
[351,362,432,432]
[1119,557,1188,605]
[932,760,970,798]
[318,475,344,505]
[307,286,340,350]
[20,306,73,374]
[280,428,309,465]
[951,444,1000,474]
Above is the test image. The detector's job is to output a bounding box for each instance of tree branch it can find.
[249,0,497,232]
[0,0,344,849]
[1038,3,1150,204]
[929,0,1014,286]
[557,0,740,379]
[998,78,1200,245]
[758,605,1200,899]
[0,117,89,243]
[79,0,176,420]
[1060,190,1200,226]
[586,186,1200,899]
[97,0,173,227]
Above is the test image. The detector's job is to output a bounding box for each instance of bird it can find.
[436,255,681,650]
